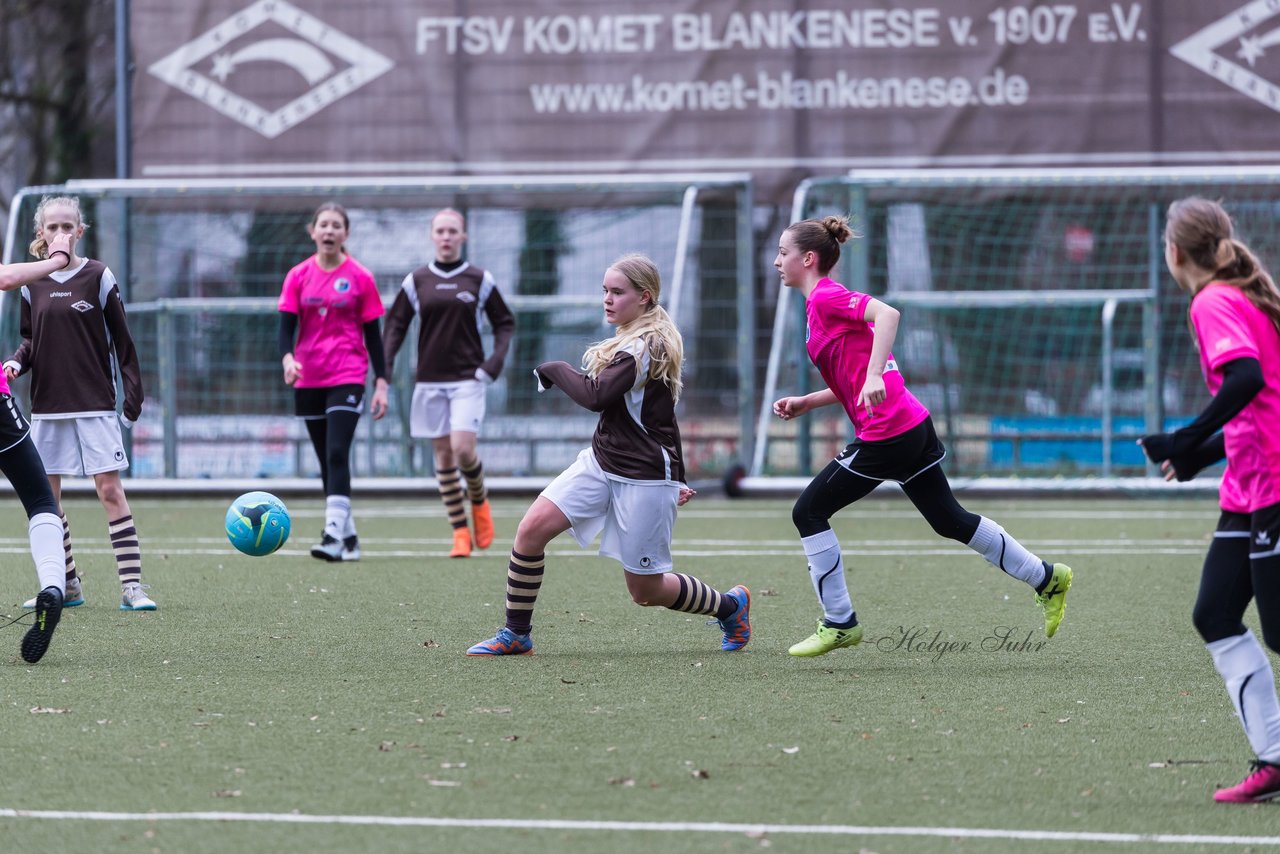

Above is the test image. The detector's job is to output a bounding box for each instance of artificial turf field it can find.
[1,494,1277,853]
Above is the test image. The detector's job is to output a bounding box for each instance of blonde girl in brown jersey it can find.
[466,253,751,656]
[6,196,155,614]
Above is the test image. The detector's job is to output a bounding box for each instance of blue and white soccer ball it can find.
[225,491,291,557]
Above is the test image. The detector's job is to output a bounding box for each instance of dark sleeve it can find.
[363,319,387,381]
[1141,357,1264,463]
[7,297,32,375]
[104,286,144,421]
[1165,433,1227,482]
[479,288,516,379]
[381,289,414,373]
[278,311,298,360]
[535,353,638,412]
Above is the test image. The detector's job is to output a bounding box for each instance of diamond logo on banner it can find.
[147,0,393,139]
[1170,0,1280,114]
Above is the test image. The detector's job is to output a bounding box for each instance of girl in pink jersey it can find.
[0,229,77,662]
[771,215,1072,657]
[1140,197,1280,803]
[279,202,389,561]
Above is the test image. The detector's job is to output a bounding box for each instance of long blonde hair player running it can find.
[467,254,750,656]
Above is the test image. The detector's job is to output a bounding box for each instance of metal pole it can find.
[667,184,699,326]
[115,0,132,181]
[751,179,814,477]
[157,305,178,477]
[116,0,135,468]
[735,180,755,474]
[1144,203,1163,475]
[1101,299,1118,477]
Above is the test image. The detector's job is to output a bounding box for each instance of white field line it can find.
[0,546,1207,559]
[0,809,1276,846]
[121,503,1223,522]
[0,537,1211,547]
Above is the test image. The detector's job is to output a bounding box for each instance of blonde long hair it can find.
[582,254,684,402]
[28,195,86,259]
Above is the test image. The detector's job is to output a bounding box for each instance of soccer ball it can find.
[225,491,291,557]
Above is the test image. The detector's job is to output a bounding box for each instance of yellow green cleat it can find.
[1035,563,1072,638]
[788,621,863,657]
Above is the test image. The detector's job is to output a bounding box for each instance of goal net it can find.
[750,167,1280,481]
[2,175,752,481]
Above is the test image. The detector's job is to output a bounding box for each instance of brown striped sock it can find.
[460,460,487,506]
[61,511,78,584]
[436,467,468,530]
[669,573,732,618]
[109,514,142,585]
[504,550,545,635]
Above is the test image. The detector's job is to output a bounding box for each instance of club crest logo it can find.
[147,0,393,139]
[71,300,94,313]
[1170,2,1280,114]
[333,278,351,293]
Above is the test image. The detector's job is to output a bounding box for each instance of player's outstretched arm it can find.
[0,233,72,291]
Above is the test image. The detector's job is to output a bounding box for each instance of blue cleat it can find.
[717,585,751,651]
[467,627,534,656]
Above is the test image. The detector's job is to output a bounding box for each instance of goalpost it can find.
[2,174,754,488]
[738,166,1280,496]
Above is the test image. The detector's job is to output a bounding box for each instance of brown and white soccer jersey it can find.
[382,261,515,382]
[5,259,143,421]
[534,338,685,485]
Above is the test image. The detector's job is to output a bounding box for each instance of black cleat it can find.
[20,586,63,664]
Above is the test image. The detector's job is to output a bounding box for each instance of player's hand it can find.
[856,375,886,417]
[282,355,302,386]
[677,486,696,506]
[47,233,73,267]
[370,380,389,421]
[1137,434,1174,463]
[1160,460,1176,482]
[773,396,806,421]
[3,365,17,381]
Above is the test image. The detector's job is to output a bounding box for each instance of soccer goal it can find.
[2,174,753,484]
[742,166,1280,493]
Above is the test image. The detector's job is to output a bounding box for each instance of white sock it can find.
[967,517,1048,588]
[343,508,357,539]
[29,513,66,593]
[1207,630,1280,763]
[325,495,351,538]
[802,528,855,626]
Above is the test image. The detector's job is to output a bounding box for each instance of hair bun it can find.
[821,215,853,245]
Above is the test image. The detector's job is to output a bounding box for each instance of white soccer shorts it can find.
[410,380,487,439]
[31,415,129,476]
[541,448,679,575]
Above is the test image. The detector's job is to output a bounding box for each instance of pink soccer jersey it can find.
[805,278,929,441]
[1191,283,1280,513]
[278,255,384,389]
